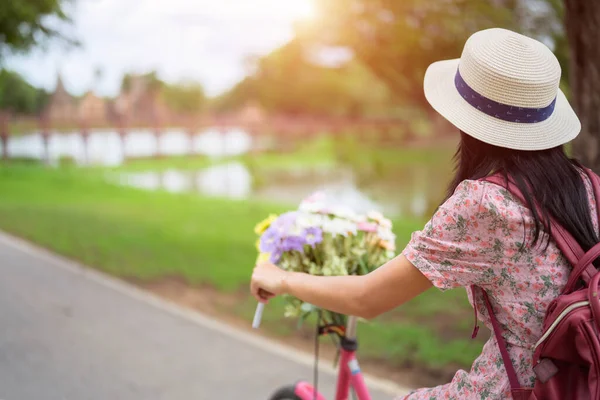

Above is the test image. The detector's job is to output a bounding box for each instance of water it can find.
[3,128,252,166]
[114,162,447,219]
[6,128,449,219]
[116,163,253,199]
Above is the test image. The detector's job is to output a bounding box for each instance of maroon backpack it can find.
[472,168,600,399]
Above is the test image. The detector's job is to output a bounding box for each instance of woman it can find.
[250,28,589,399]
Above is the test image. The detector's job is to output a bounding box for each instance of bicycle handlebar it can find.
[253,301,359,341]
[252,302,264,329]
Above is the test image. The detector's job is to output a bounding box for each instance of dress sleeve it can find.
[402,179,499,291]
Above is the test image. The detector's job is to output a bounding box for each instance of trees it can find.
[0,0,74,57]
[514,0,568,90]
[297,0,600,155]
[161,82,206,114]
[565,0,600,172]
[0,69,49,114]
[301,0,515,109]
[213,39,394,117]
[120,71,207,115]
[120,71,162,93]
[0,1,72,113]
[0,1,72,114]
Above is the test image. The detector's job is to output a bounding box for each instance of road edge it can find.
[0,230,412,397]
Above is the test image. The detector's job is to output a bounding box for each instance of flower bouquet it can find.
[252,191,396,328]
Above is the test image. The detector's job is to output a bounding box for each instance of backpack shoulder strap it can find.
[477,286,523,391]
[562,168,600,291]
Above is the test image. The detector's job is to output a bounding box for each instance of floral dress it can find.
[399,177,598,399]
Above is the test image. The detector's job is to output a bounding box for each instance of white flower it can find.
[377,227,396,243]
[300,302,316,313]
[379,218,393,229]
[299,192,329,214]
[368,210,392,228]
[288,224,305,236]
[300,201,323,213]
[344,220,358,236]
[322,218,357,237]
[354,214,367,223]
[296,212,325,229]
[330,205,358,221]
[367,210,384,221]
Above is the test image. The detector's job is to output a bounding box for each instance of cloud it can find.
[5,0,308,97]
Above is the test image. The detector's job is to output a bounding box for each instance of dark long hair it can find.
[448,131,599,251]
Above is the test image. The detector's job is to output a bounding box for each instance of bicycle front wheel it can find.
[269,384,301,400]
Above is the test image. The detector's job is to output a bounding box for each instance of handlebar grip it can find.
[252,302,265,329]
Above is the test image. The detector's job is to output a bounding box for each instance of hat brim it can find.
[424,59,581,151]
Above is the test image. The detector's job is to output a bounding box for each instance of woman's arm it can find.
[250,254,432,320]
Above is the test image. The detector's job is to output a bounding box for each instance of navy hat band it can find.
[454,69,556,124]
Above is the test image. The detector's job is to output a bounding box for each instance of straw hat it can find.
[424,28,580,151]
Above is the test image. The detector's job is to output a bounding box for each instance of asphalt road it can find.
[0,233,408,400]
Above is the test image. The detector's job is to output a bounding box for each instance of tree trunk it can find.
[566,0,600,172]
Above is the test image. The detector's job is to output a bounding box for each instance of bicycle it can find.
[267,315,372,400]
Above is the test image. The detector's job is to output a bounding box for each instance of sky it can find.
[5,0,315,97]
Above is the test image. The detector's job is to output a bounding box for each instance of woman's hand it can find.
[250,262,290,303]
[250,255,432,319]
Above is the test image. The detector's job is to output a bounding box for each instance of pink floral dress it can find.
[399,177,598,399]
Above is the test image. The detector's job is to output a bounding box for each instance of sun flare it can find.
[257,0,316,22]
[291,0,316,20]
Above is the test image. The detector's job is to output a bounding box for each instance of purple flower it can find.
[303,227,323,247]
[260,226,281,253]
[269,249,283,264]
[281,235,305,252]
[260,211,304,260]
[274,211,298,233]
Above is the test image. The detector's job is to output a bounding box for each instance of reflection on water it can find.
[115,162,447,219]
[117,163,253,199]
[7,127,449,219]
[3,128,251,166]
[195,163,252,199]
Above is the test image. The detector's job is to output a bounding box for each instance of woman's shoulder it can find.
[446,178,521,215]
[449,172,599,227]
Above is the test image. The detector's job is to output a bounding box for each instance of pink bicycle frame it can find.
[292,317,371,400]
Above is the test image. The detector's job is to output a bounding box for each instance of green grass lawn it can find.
[0,163,483,378]
[112,155,217,172]
[335,135,456,171]
[109,135,455,174]
[112,136,338,173]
